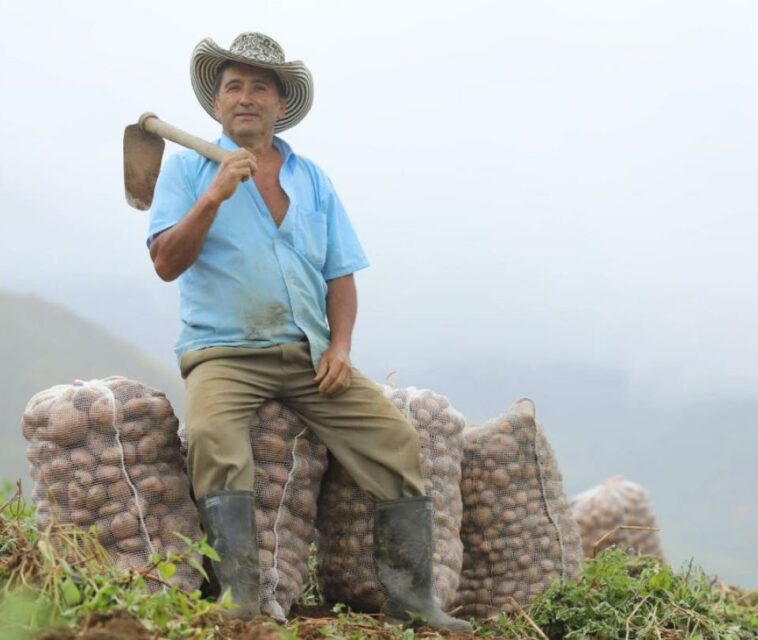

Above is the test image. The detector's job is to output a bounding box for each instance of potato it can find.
[148,397,174,421]
[136,435,160,464]
[158,413,179,435]
[121,442,137,465]
[95,466,122,484]
[111,512,139,540]
[47,400,87,447]
[252,432,288,462]
[71,509,93,527]
[161,474,188,502]
[70,447,97,471]
[72,386,100,412]
[115,553,146,573]
[89,397,124,433]
[47,481,68,504]
[117,536,145,553]
[30,396,57,432]
[136,476,164,500]
[265,463,290,486]
[108,380,143,404]
[99,501,124,518]
[119,419,148,441]
[86,431,112,454]
[100,446,124,466]
[127,464,149,481]
[22,412,38,441]
[67,482,86,509]
[85,485,108,511]
[258,483,284,510]
[123,397,152,419]
[108,480,132,501]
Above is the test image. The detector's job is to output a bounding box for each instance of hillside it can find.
[0,290,184,487]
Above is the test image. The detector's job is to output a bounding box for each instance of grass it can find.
[1,481,756,639]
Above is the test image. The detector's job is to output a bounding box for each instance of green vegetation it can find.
[1,482,756,639]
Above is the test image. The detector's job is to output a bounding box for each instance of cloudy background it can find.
[1,0,756,585]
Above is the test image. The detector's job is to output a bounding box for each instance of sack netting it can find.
[23,378,202,592]
[179,400,328,620]
[570,475,665,560]
[454,398,582,618]
[315,386,465,612]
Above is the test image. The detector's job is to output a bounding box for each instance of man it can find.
[147,32,470,632]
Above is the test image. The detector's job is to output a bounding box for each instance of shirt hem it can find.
[323,262,370,281]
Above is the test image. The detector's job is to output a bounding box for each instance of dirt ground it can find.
[38,611,154,640]
[35,606,479,640]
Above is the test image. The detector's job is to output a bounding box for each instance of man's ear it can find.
[212,96,221,120]
[277,96,287,120]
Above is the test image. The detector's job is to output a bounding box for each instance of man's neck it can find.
[228,131,274,156]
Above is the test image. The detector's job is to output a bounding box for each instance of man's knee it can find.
[185,393,228,451]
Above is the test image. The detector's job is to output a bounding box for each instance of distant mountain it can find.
[0,290,184,488]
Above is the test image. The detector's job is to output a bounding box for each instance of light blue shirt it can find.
[147,135,369,370]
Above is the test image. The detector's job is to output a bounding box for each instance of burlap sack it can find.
[23,377,202,592]
[315,386,465,611]
[454,398,582,617]
[571,475,665,560]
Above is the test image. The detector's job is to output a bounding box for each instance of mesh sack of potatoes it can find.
[22,377,202,592]
[453,398,583,618]
[570,475,665,560]
[315,385,465,612]
[179,400,328,620]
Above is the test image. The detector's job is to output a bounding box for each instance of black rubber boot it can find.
[197,490,261,620]
[374,496,472,633]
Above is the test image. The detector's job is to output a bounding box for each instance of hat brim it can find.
[191,38,313,133]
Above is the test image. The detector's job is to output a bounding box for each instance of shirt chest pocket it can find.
[293,205,327,270]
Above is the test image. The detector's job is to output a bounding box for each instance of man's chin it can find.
[231,124,263,138]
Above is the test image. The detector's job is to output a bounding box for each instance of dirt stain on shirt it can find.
[246,302,291,340]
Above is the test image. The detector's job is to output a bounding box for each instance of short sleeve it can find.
[320,177,370,281]
[146,153,196,248]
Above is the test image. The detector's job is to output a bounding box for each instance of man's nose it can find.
[239,85,257,104]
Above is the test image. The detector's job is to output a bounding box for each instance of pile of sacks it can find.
[25,377,667,620]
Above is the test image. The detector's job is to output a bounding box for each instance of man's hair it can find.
[212,60,286,97]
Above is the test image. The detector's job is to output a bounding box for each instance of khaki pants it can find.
[180,341,425,501]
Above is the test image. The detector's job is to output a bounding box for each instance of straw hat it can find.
[191,32,313,133]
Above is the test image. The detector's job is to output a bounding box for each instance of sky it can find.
[1,0,757,394]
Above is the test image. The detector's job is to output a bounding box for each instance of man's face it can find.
[213,63,287,143]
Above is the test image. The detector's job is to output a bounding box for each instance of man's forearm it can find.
[150,192,222,281]
[326,274,357,351]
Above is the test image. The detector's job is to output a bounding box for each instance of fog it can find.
[2,0,758,585]
[3,0,756,398]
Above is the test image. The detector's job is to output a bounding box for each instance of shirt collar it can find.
[217,133,294,165]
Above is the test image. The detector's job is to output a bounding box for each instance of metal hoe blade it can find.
[124,124,165,211]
